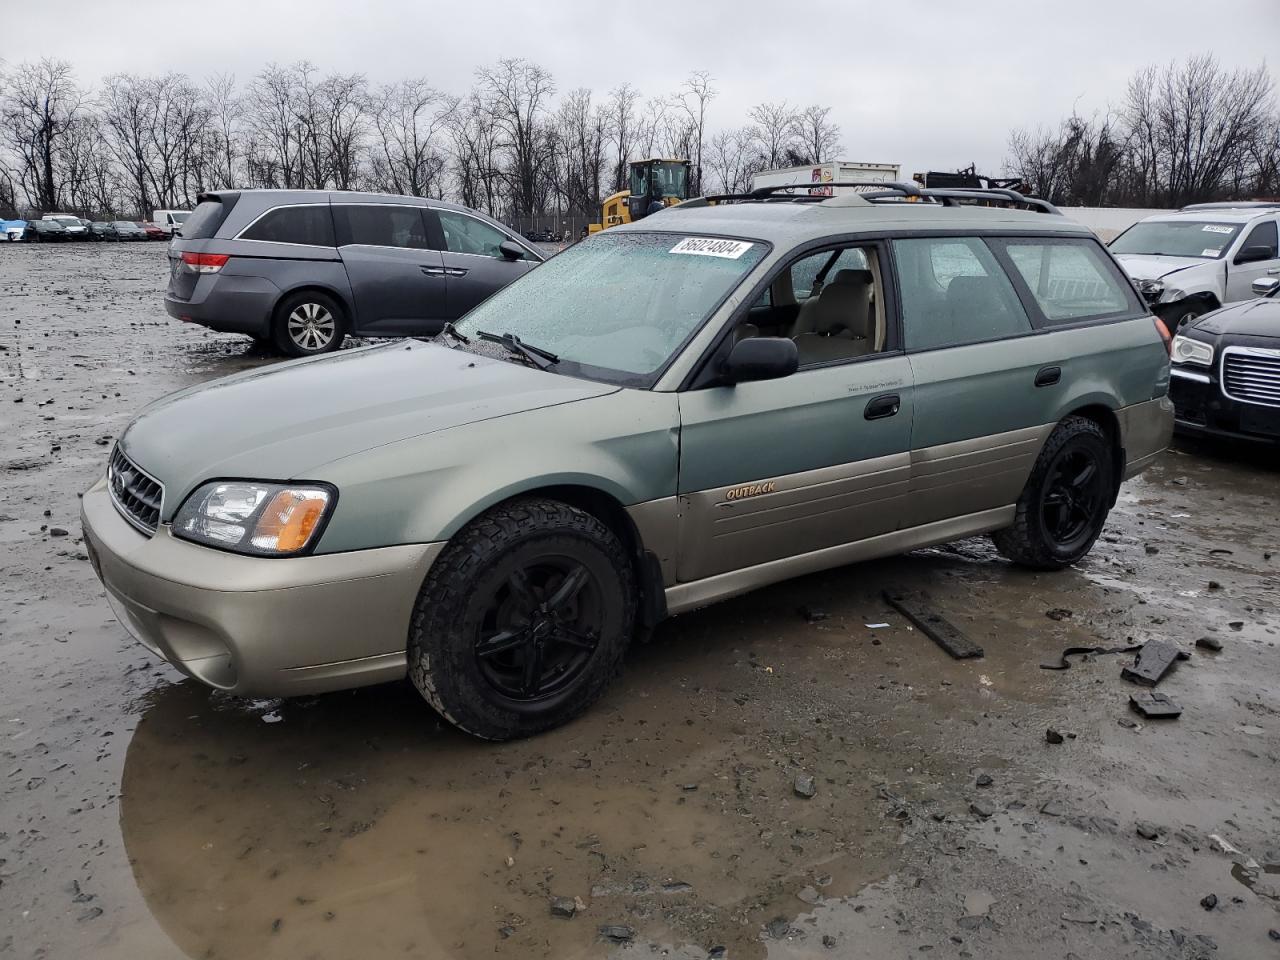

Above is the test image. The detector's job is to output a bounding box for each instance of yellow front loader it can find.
[588,158,692,234]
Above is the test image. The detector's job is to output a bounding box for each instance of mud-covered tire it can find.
[993,416,1114,570]
[408,497,636,740]
[271,291,347,357]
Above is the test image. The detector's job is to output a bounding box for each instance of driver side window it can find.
[437,210,516,258]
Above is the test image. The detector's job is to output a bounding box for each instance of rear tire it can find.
[408,497,636,740]
[993,416,1114,570]
[271,291,347,357]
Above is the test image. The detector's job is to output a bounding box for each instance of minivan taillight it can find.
[1153,315,1172,355]
[180,252,229,274]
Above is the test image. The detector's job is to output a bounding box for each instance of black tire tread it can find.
[408,497,635,740]
[992,416,1112,570]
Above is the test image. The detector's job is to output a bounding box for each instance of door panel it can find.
[906,338,1062,525]
[334,205,449,335]
[431,209,539,318]
[676,355,914,582]
[1225,219,1280,302]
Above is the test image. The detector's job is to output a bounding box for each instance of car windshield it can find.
[170,212,189,223]
[51,216,79,225]
[1110,220,1241,259]
[113,221,135,229]
[452,231,767,385]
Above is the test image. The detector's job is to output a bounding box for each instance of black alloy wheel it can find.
[474,558,602,701]
[1039,446,1107,554]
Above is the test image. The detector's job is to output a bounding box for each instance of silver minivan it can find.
[164,190,544,356]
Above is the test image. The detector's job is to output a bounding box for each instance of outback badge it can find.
[725,481,776,501]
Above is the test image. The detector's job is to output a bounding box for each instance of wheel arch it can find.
[273,282,354,326]
[1063,403,1125,503]
[451,482,667,629]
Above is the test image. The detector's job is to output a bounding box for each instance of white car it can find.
[1109,202,1280,329]
[42,213,90,240]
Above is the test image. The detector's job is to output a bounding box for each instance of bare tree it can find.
[706,127,757,194]
[204,72,241,190]
[1,59,87,210]
[370,79,449,197]
[606,82,640,194]
[747,100,799,171]
[554,87,607,214]
[478,58,555,216]
[674,71,716,194]
[793,105,842,165]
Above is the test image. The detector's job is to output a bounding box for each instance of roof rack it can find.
[1179,201,1280,212]
[686,181,1061,215]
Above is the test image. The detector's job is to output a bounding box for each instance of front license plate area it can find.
[1240,404,1280,438]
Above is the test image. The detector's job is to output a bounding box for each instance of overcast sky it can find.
[5,0,1278,177]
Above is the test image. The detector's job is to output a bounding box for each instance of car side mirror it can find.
[1234,244,1277,265]
[721,337,798,385]
[499,240,525,260]
[1252,277,1280,299]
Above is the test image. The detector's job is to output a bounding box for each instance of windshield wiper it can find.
[439,321,470,345]
[475,330,559,370]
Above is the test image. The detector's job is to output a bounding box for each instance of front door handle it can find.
[1035,366,1062,387]
[421,265,447,276]
[864,393,901,420]
[445,267,469,277]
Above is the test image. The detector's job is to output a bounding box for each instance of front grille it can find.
[108,446,163,535]
[1222,348,1280,408]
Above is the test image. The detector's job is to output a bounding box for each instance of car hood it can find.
[1112,254,1210,282]
[119,341,619,518]
[1190,297,1280,339]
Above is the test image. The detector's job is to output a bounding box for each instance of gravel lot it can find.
[2,242,1279,960]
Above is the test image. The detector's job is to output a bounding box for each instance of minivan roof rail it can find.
[690,181,1061,215]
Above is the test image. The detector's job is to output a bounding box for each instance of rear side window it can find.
[333,204,431,249]
[241,205,335,246]
[180,198,235,239]
[893,237,1032,350]
[998,239,1137,324]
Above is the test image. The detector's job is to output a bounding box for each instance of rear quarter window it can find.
[180,197,236,239]
[995,238,1141,325]
[240,205,336,246]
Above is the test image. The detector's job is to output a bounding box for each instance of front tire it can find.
[408,497,636,740]
[271,291,347,357]
[993,416,1114,570]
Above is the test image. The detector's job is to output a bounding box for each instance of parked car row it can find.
[2,208,188,242]
[1,216,167,242]
[1110,202,1280,446]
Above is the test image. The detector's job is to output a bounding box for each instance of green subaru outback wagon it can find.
[82,184,1173,739]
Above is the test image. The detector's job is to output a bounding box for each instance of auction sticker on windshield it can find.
[670,237,755,259]
[1202,224,1234,234]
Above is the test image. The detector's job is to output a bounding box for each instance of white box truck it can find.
[751,161,901,195]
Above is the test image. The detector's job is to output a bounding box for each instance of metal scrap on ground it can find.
[1121,640,1189,686]
[882,589,983,659]
[1040,644,1143,670]
[1130,690,1183,719]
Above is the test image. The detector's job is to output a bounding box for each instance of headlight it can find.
[1171,335,1214,367]
[173,481,335,556]
[1137,279,1164,303]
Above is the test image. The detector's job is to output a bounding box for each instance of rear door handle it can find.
[421,265,447,276]
[864,393,901,420]
[445,267,469,277]
[1035,366,1061,387]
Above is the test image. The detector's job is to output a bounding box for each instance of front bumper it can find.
[80,477,443,696]
[1168,367,1280,444]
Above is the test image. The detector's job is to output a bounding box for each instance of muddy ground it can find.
[1,243,1279,960]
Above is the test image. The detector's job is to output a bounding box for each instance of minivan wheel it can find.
[272,291,346,357]
[992,416,1114,570]
[408,497,636,740]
